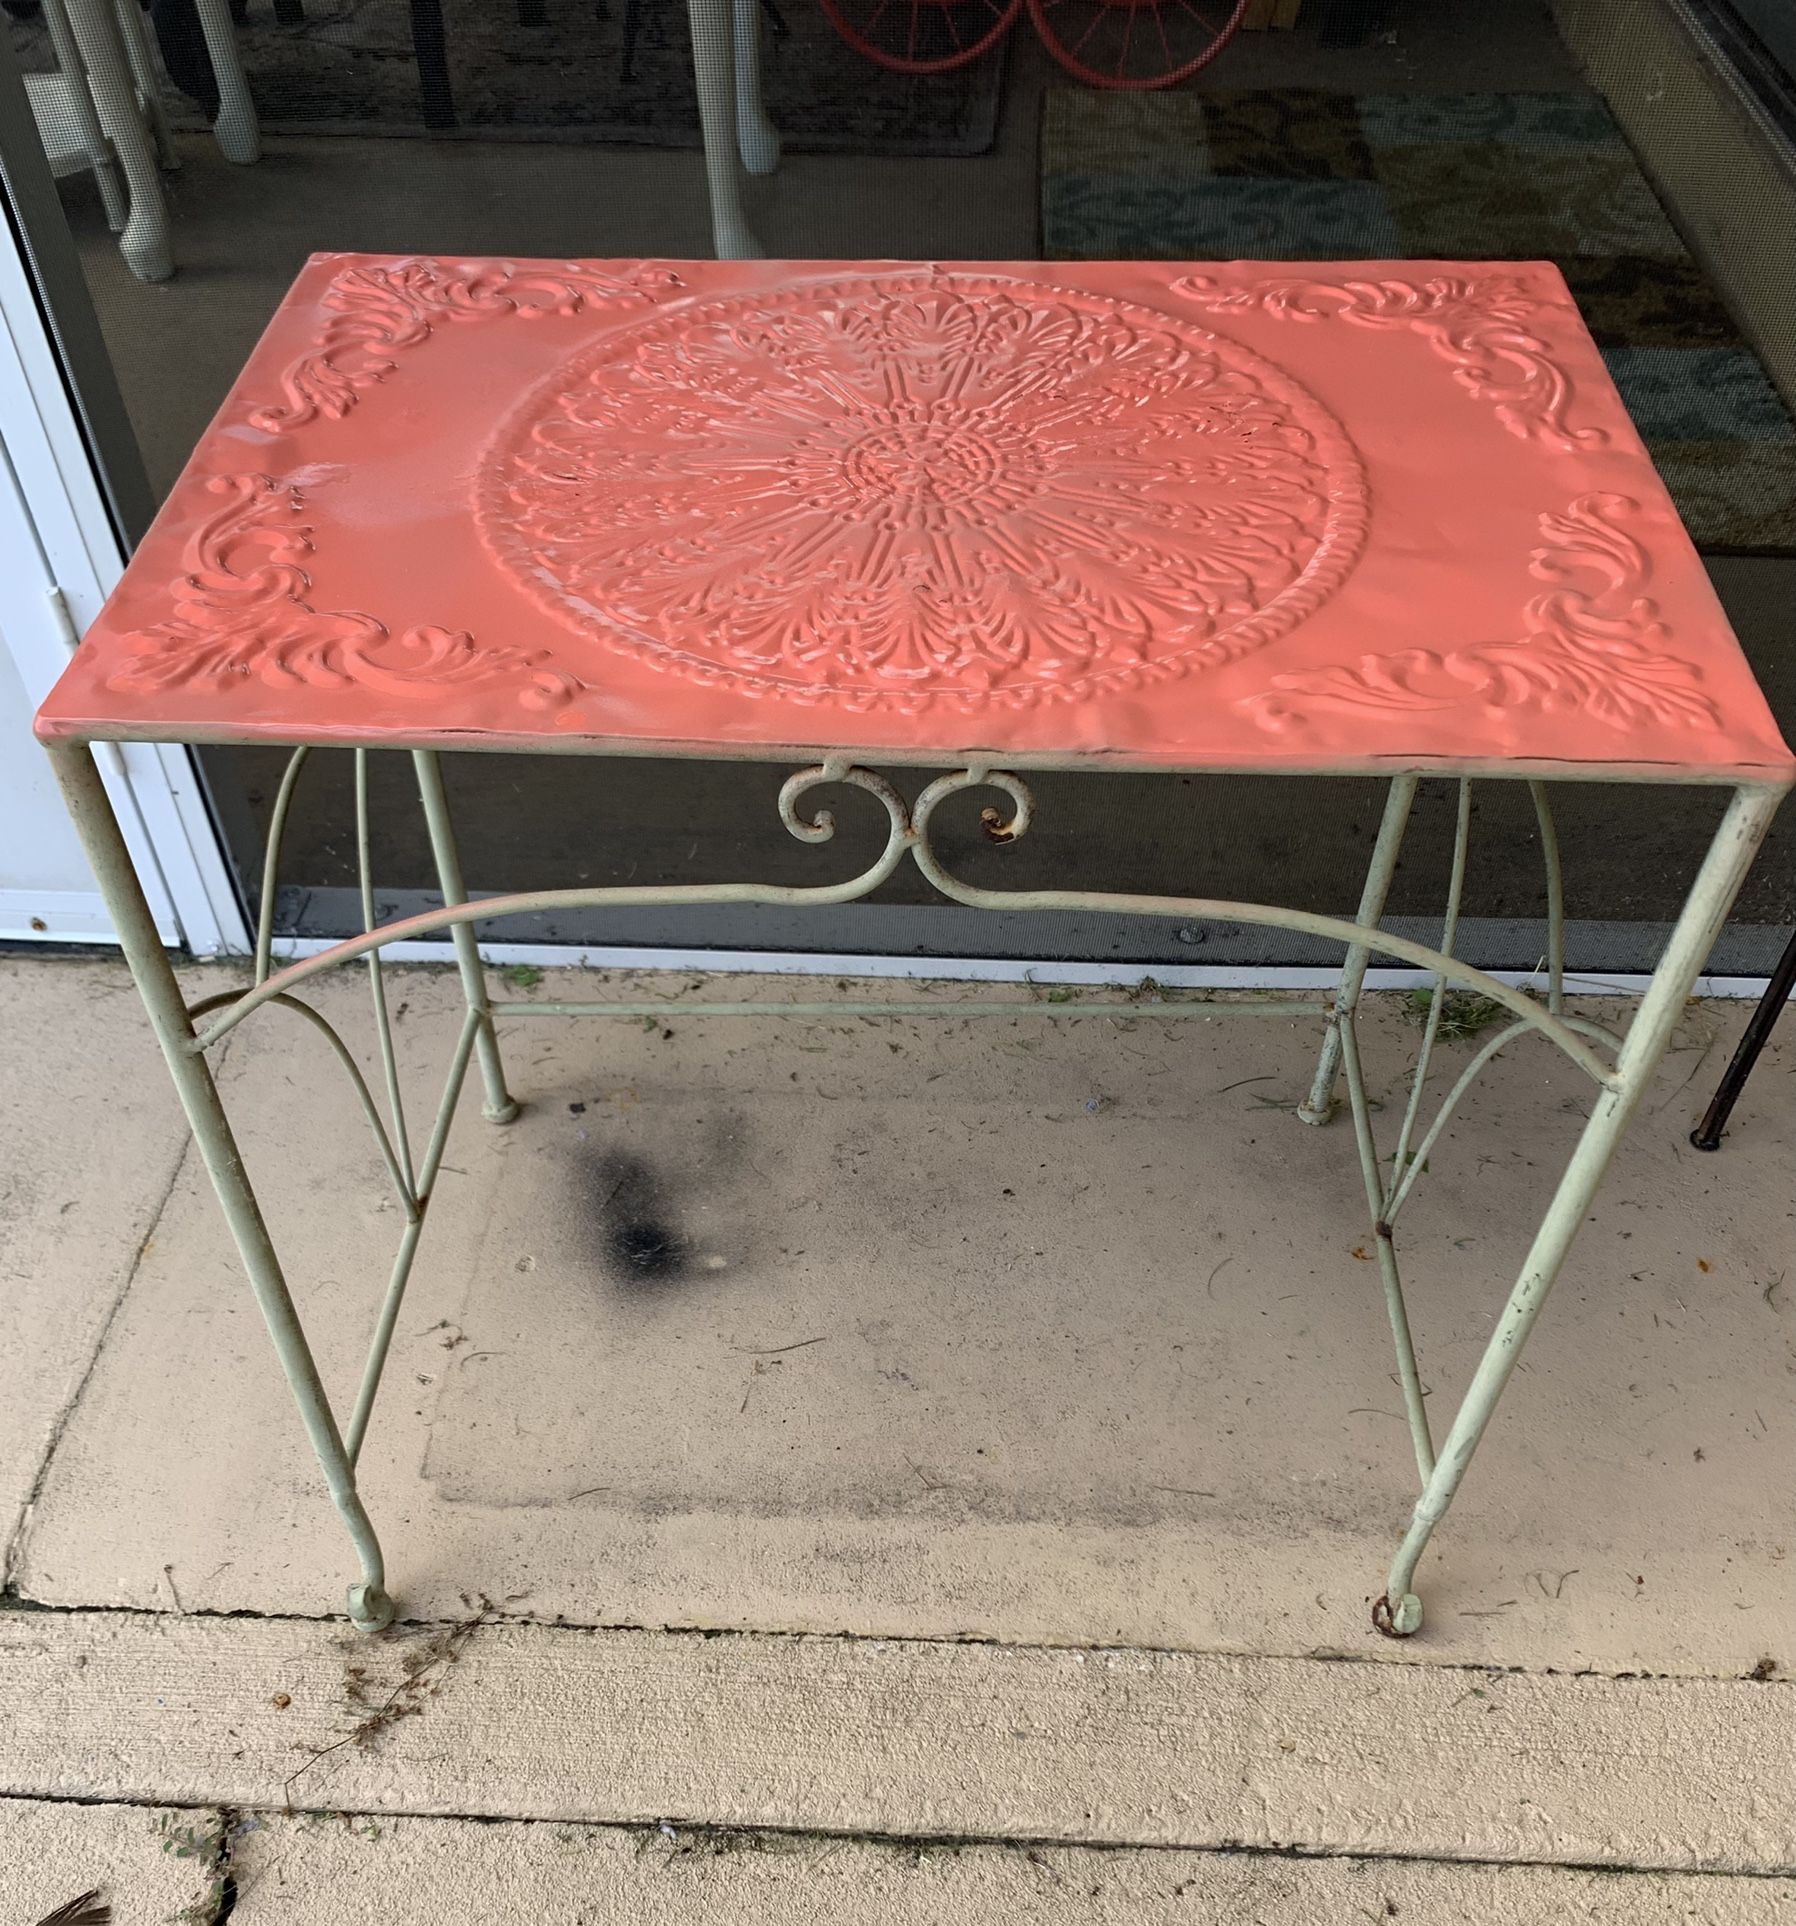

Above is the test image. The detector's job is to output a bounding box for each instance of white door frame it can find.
[0,45,247,956]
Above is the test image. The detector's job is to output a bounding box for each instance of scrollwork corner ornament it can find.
[251,255,683,434]
[1173,272,1605,451]
[1242,492,1720,737]
[105,473,588,713]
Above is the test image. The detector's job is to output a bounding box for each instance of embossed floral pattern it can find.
[1175,273,1605,451]
[106,474,584,711]
[475,272,1371,709]
[1243,493,1718,735]
[250,257,683,434]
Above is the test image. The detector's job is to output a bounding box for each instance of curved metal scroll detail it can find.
[904,766,1617,1089]
[194,756,1621,1106]
[185,986,417,1216]
[777,760,912,856]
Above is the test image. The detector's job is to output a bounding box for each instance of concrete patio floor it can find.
[1,953,1792,1920]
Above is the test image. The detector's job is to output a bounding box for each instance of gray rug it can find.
[10,0,1007,156]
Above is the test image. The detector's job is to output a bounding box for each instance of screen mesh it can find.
[6,0,1793,966]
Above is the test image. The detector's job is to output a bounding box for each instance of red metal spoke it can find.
[1115,0,1136,76]
[1151,0,1174,67]
[1069,2,1110,56]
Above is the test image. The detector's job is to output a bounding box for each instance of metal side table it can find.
[36,255,1794,1638]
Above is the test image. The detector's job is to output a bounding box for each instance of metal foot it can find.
[1295,1096,1335,1127]
[347,1580,396,1633]
[1372,1591,1423,1638]
[484,1096,521,1125]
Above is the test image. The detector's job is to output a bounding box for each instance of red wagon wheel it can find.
[1027,0,1248,88]
[818,0,1024,71]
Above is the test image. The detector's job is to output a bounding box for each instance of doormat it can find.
[8,0,1006,158]
[1041,88,1796,554]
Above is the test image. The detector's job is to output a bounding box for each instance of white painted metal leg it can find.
[1373,784,1785,1637]
[109,0,179,169]
[732,0,780,175]
[39,0,129,228]
[1299,775,1417,1125]
[192,0,260,163]
[686,0,762,259]
[62,0,173,279]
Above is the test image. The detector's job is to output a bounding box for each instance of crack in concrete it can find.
[2,1594,1788,1691]
[0,1055,223,1598]
[4,1789,1795,1884]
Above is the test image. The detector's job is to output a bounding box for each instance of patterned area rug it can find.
[1041,89,1796,554]
[10,0,1005,157]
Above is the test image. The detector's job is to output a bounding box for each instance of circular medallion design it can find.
[476,272,1370,708]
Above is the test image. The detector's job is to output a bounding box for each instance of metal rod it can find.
[345,1006,482,1463]
[412,750,519,1125]
[1375,783,1784,1637]
[358,749,416,1191]
[48,740,394,1633]
[255,746,310,986]
[203,871,1615,1085]
[1298,777,1418,1125]
[1340,1011,1435,1483]
[1389,779,1472,1195]
[1690,923,1796,1150]
[486,999,1329,1020]
[185,987,418,1217]
[1529,780,1565,1016]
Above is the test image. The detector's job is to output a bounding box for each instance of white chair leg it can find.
[110,0,180,169]
[40,0,129,227]
[62,0,173,279]
[193,0,260,163]
[686,0,762,259]
[732,0,779,176]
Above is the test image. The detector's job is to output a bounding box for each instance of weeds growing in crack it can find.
[1401,987,1510,1041]
[635,1823,811,1868]
[153,1811,232,1925]
[283,1594,494,1805]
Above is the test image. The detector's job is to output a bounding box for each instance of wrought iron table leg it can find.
[1690,923,1796,1150]
[1299,775,1416,1125]
[413,750,519,1124]
[49,740,396,1632]
[1370,783,1782,1635]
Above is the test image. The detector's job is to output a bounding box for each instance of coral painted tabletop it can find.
[36,255,1794,783]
